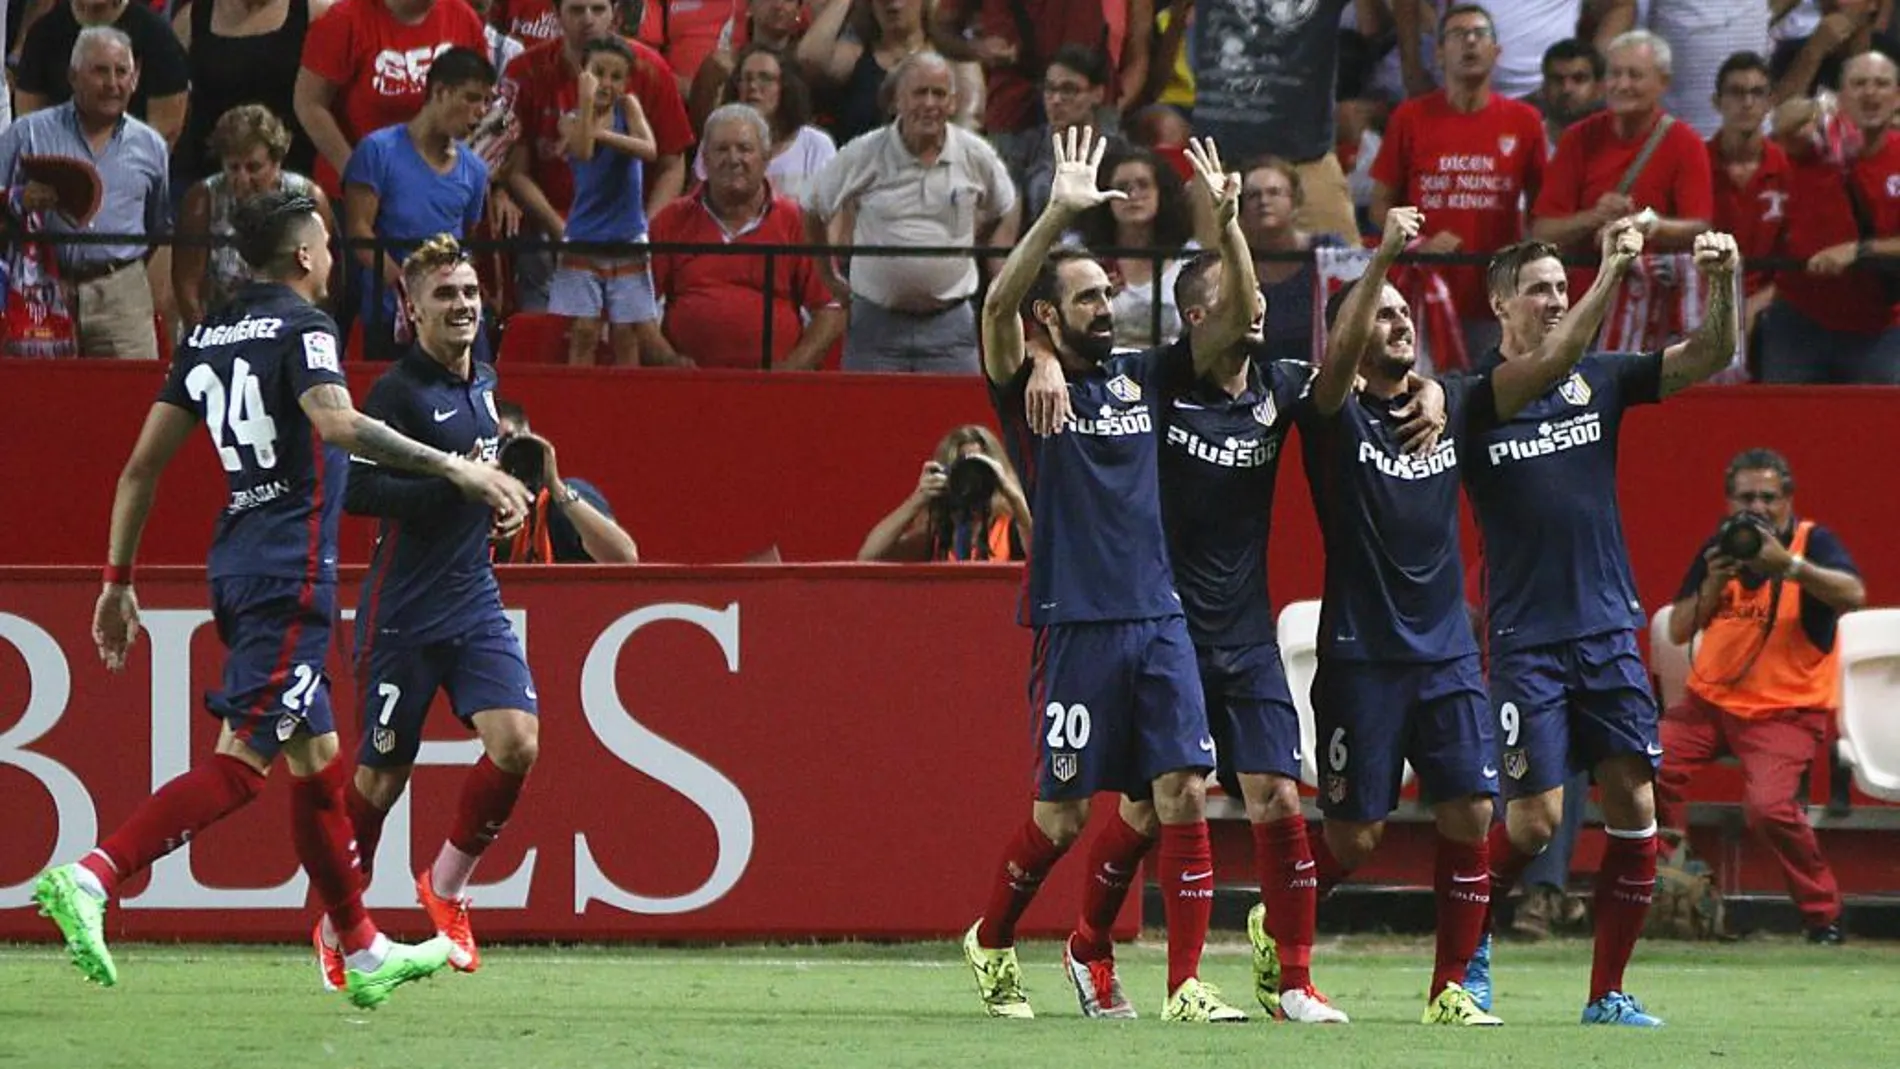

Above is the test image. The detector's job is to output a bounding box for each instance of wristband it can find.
[1786,554,1806,580]
[103,563,133,586]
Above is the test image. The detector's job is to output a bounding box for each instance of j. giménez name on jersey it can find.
[1485,412,1603,466]
[1167,423,1281,469]
[186,316,285,348]
[1358,436,1456,480]
[1068,403,1153,438]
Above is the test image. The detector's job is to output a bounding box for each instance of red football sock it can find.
[1070,812,1155,963]
[292,757,377,954]
[1590,828,1658,1002]
[1254,816,1317,992]
[447,756,528,856]
[1311,833,1351,901]
[1483,822,1538,930]
[1432,832,1491,998]
[84,754,264,898]
[346,779,389,880]
[1159,821,1214,994]
[975,819,1068,949]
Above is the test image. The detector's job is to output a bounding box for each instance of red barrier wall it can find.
[0,565,1140,941]
[3,361,1894,615]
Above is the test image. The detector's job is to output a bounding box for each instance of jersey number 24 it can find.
[186,359,281,472]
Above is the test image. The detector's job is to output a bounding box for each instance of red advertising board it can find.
[0,565,1129,942]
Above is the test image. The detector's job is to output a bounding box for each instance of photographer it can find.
[1657,448,1865,944]
[492,400,640,564]
[857,426,1030,562]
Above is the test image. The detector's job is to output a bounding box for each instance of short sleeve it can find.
[974,137,1018,220]
[1674,534,1718,600]
[462,155,490,234]
[133,9,192,97]
[358,365,406,425]
[1803,525,1859,575]
[341,132,386,191]
[288,321,350,398]
[299,3,358,86]
[1368,101,1409,191]
[1446,370,1495,436]
[1269,358,1317,413]
[988,358,1032,429]
[1533,124,1585,220]
[1605,350,1664,408]
[801,139,860,218]
[155,352,199,411]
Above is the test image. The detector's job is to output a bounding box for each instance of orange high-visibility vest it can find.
[1687,520,1840,716]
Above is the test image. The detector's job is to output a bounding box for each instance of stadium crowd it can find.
[0,0,1897,381]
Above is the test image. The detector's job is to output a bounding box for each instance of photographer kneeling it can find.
[859,426,1030,562]
[1657,448,1865,944]
[492,400,640,564]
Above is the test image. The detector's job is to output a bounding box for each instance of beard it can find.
[1058,315,1116,364]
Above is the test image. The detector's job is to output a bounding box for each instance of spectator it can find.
[492,399,641,563]
[294,0,488,197]
[1707,51,1790,352]
[692,44,837,202]
[174,104,336,330]
[652,103,846,369]
[1657,448,1864,945]
[688,0,807,129]
[1772,0,1900,101]
[1372,3,1548,355]
[795,0,980,147]
[1532,29,1713,280]
[801,51,1018,373]
[1191,0,1362,240]
[1240,155,1345,363]
[858,425,1029,562]
[173,0,331,186]
[1524,36,1605,151]
[470,0,530,74]
[343,46,494,360]
[15,0,189,146]
[945,0,1132,152]
[1070,145,1200,350]
[549,36,660,366]
[0,26,169,359]
[1763,51,1900,383]
[493,0,563,48]
[634,0,747,92]
[503,0,694,311]
[1399,0,1631,101]
[1138,0,1196,115]
[1646,0,1771,136]
[1001,43,1120,224]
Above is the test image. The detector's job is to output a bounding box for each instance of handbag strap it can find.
[1616,113,1676,196]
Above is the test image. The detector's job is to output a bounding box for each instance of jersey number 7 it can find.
[185,359,281,472]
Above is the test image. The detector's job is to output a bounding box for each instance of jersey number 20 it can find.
[186,359,280,472]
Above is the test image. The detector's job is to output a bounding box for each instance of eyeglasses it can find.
[1730,491,1784,505]
[1443,26,1493,43]
[1042,81,1091,99]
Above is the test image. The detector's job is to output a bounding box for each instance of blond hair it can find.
[401,233,470,290]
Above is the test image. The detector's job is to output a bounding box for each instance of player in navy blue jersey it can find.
[1461,229,1743,1028]
[1300,211,1647,1027]
[317,235,540,990]
[31,190,531,1009]
[961,130,1253,1023]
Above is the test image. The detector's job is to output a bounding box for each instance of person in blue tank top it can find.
[1460,227,1744,1028]
[961,130,1255,1025]
[548,35,659,366]
[1300,210,1647,1028]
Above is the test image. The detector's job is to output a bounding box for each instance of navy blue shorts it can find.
[355,615,538,768]
[1313,653,1498,821]
[1489,629,1661,799]
[205,576,338,763]
[1029,617,1211,801]
[1199,642,1301,783]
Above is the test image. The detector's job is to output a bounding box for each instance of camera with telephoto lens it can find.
[942,455,1000,515]
[1716,511,1773,560]
[497,436,547,494]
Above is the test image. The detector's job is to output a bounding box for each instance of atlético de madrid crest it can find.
[1558,372,1592,407]
[1106,374,1142,403]
[1253,395,1278,427]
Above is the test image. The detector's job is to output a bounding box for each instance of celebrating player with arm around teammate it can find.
[1461,228,1742,1027]
[1297,209,1646,1028]
[36,191,531,1010]
[961,129,1251,1024]
[319,235,542,989]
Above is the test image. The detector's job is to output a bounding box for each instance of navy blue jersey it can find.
[348,348,505,648]
[1157,349,1313,646]
[156,282,348,584]
[991,347,1182,626]
[1297,376,1485,663]
[1461,349,1662,653]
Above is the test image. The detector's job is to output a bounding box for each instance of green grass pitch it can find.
[1,937,1895,1069]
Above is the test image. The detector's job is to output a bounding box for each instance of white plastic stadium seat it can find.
[1650,605,1692,709]
[1274,600,1416,792]
[1835,609,1900,802]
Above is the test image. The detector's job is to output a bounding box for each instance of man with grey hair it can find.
[801,51,1020,373]
[0,25,170,359]
[1532,29,1713,287]
[649,103,846,369]
[13,0,190,145]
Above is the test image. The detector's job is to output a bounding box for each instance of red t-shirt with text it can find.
[492,0,561,45]
[509,36,691,218]
[1371,90,1547,319]
[300,0,489,195]
[1708,137,1791,298]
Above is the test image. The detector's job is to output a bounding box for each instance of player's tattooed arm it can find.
[1491,217,1643,418]
[300,384,534,517]
[1659,231,1742,398]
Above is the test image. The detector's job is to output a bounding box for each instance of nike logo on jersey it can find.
[433,408,458,422]
[1181,870,1214,882]
[1645,742,1664,757]
[1451,872,1488,884]
[1292,748,1304,765]
[1294,860,1315,872]
[1485,412,1603,466]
